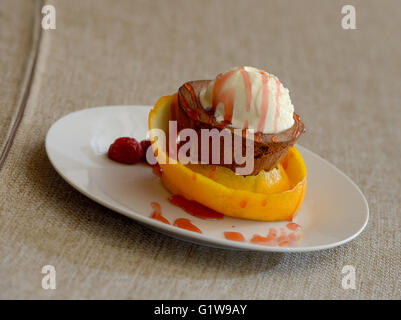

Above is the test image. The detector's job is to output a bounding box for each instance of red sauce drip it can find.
[239,200,247,208]
[224,231,245,242]
[212,70,236,114]
[261,199,267,207]
[174,218,202,233]
[255,133,261,143]
[168,195,224,220]
[220,88,235,122]
[286,222,300,231]
[150,202,170,224]
[239,67,252,112]
[250,228,277,244]
[274,78,281,133]
[279,241,289,247]
[292,113,301,139]
[250,235,270,244]
[267,228,278,241]
[272,136,277,143]
[277,227,287,243]
[257,72,269,133]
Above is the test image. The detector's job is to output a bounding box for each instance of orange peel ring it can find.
[149,94,307,221]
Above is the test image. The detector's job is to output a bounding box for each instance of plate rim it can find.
[45,105,369,253]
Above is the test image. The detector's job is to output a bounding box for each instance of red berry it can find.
[108,137,143,164]
[140,139,152,161]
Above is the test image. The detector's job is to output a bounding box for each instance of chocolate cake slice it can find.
[174,80,305,176]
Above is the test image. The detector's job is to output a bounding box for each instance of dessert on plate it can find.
[148,66,306,221]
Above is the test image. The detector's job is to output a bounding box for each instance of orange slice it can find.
[148,94,307,221]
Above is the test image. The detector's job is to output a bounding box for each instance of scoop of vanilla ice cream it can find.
[199,66,294,134]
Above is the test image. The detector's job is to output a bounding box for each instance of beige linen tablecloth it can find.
[0,0,399,299]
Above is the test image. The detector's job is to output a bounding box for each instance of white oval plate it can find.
[45,106,369,252]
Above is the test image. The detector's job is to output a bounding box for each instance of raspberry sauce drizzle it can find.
[221,88,235,122]
[224,231,245,242]
[173,218,202,233]
[150,202,170,224]
[257,72,269,133]
[287,222,301,231]
[239,66,252,112]
[274,78,281,133]
[212,70,236,114]
[169,195,224,220]
[250,228,277,244]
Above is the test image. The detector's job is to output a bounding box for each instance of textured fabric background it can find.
[0,0,400,299]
